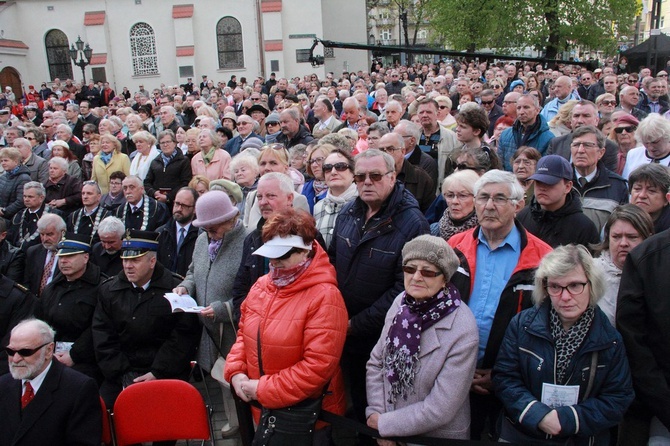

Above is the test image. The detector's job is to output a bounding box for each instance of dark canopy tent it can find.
[621,33,670,73]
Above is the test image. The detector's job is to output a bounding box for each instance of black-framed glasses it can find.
[309,157,325,165]
[5,342,51,358]
[173,201,194,209]
[544,281,589,297]
[614,126,637,134]
[402,265,443,278]
[353,171,394,183]
[480,100,494,105]
[455,163,480,171]
[323,162,351,173]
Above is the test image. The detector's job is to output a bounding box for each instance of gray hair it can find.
[66,104,80,114]
[55,124,73,136]
[474,169,525,202]
[82,180,102,194]
[395,119,421,141]
[48,156,69,171]
[442,169,480,194]
[532,244,606,307]
[24,181,46,196]
[37,213,66,233]
[131,130,157,146]
[258,172,295,196]
[572,125,605,148]
[97,216,126,237]
[280,107,301,122]
[230,154,260,178]
[318,133,351,153]
[12,319,56,344]
[368,122,390,136]
[355,148,395,173]
[158,129,177,143]
[636,114,670,145]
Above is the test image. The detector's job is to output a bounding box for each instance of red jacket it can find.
[225,242,348,419]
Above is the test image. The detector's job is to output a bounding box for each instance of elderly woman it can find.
[493,245,635,445]
[437,169,480,242]
[511,146,542,204]
[622,114,670,178]
[225,208,348,445]
[144,130,192,206]
[91,134,130,194]
[0,147,31,220]
[629,163,670,233]
[302,143,334,213]
[488,116,514,152]
[230,154,260,215]
[595,93,617,118]
[314,149,358,248]
[123,113,144,156]
[129,130,160,180]
[50,140,82,180]
[609,114,640,175]
[592,204,654,326]
[44,157,82,215]
[174,190,248,438]
[366,235,478,440]
[435,95,456,129]
[191,129,232,181]
[184,127,201,161]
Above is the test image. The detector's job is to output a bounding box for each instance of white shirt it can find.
[23,359,52,395]
[622,146,670,179]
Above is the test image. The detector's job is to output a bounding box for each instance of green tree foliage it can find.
[426,0,637,57]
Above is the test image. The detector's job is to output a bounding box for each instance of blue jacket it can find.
[493,301,634,446]
[498,115,555,171]
[224,132,263,157]
[328,183,429,341]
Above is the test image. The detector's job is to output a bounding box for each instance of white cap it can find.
[252,235,311,259]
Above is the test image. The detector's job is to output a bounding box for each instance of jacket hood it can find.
[529,188,583,222]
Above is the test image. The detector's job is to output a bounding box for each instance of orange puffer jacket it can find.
[224,241,348,418]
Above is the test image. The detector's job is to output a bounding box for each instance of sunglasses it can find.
[615,126,637,134]
[480,100,494,105]
[455,163,479,171]
[5,342,51,358]
[601,100,617,106]
[323,162,351,172]
[402,265,443,278]
[277,247,300,260]
[353,171,393,183]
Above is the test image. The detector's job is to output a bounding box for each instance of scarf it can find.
[312,180,328,197]
[202,147,217,165]
[100,151,113,165]
[161,150,177,167]
[550,305,595,384]
[269,257,312,287]
[383,283,461,404]
[438,209,478,242]
[322,183,358,212]
[208,239,223,262]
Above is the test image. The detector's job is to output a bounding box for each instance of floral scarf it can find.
[269,258,312,287]
[382,283,461,404]
[438,208,478,242]
[550,305,595,384]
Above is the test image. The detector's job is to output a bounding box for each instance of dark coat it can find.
[114,196,169,231]
[517,189,600,249]
[224,132,263,157]
[44,174,82,215]
[397,160,435,213]
[546,133,619,173]
[92,263,200,383]
[0,359,102,446]
[24,245,60,297]
[0,276,34,376]
[66,206,111,246]
[329,183,429,343]
[156,219,199,278]
[487,104,505,136]
[10,204,63,252]
[0,240,25,283]
[0,165,31,219]
[493,301,634,446]
[275,125,315,149]
[66,138,87,164]
[90,242,123,277]
[143,150,192,206]
[637,96,670,115]
[406,145,438,189]
[36,263,106,381]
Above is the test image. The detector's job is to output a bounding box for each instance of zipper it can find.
[519,347,544,371]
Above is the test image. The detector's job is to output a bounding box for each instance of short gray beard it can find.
[9,349,47,380]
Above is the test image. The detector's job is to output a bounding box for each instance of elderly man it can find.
[312,97,341,138]
[14,137,48,184]
[36,233,105,382]
[448,170,552,440]
[395,119,438,187]
[540,75,579,121]
[157,105,180,134]
[54,124,85,163]
[638,77,670,115]
[501,92,521,121]
[90,216,125,276]
[380,100,403,131]
[92,230,200,406]
[10,182,61,252]
[114,175,168,231]
[517,154,600,248]
[156,187,199,277]
[567,126,629,229]
[416,98,459,188]
[64,103,86,140]
[224,114,263,157]
[379,132,434,212]
[24,213,66,297]
[618,86,649,121]
[67,181,110,245]
[334,97,362,132]
[547,100,619,172]
[0,319,101,445]
[329,149,429,425]
[276,108,314,149]
[498,94,555,171]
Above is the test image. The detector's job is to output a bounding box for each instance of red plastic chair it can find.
[100,396,113,446]
[112,379,215,446]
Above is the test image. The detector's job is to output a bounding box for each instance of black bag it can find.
[251,326,326,446]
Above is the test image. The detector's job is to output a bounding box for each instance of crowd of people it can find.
[1,55,670,445]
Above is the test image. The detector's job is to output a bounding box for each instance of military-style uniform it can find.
[0,276,35,375]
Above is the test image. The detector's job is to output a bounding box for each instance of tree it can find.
[426,0,637,58]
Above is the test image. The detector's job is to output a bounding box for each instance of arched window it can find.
[45,30,74,81]
[130,23,159,76]
[216,17,244,69]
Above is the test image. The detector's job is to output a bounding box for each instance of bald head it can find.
[554,76,573,100]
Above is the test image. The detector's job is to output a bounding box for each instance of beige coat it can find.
[91,151,130,194]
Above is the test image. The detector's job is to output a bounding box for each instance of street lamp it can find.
[69,36,93,83]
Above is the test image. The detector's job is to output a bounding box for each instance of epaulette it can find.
[13,282,29,294]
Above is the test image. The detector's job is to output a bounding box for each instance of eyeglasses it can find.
[267,122,280,127]
[570,141,600,149]
[378,145,403,153]
[277,247,300,260]
[353,171,394,183]
[455,163,480,171]
[402,265,443,278]
[173,201,194,209]
[109,181,123,186]
[601,100,617,106]
[475,194,514,206]
[159,140,175,145]
[323,162,351,173]
[544,281,589,297]
[659,73,669,77]
[444,192,473,201]
[492,85,503,89]
[614,126,637,134]
[309,157,325,165]
[480,100,494,105]
[5,342,51,358]
[26,137,36,141]
[250,97,261,101]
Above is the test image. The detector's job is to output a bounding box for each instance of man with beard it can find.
[157,188,199,277]
[67,181,110,245]
[90,216,124,276]
[0,319,101,445]
[23,214,65,297]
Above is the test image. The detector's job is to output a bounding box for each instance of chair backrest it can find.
[112,379,211,446]
[100,396,112,446]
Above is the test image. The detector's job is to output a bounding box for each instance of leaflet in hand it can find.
[164,293,205,313]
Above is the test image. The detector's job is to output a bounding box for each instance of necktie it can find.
[39,251,56,294]
[22,382,34,409]
[177,227,185,252]
[578,177,588,187]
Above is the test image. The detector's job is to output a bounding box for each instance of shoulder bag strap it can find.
[582,351,598,400]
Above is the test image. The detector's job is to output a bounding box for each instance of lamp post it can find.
[69,36,93,83]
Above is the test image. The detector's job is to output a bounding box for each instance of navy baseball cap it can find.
[529,155,572,185]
